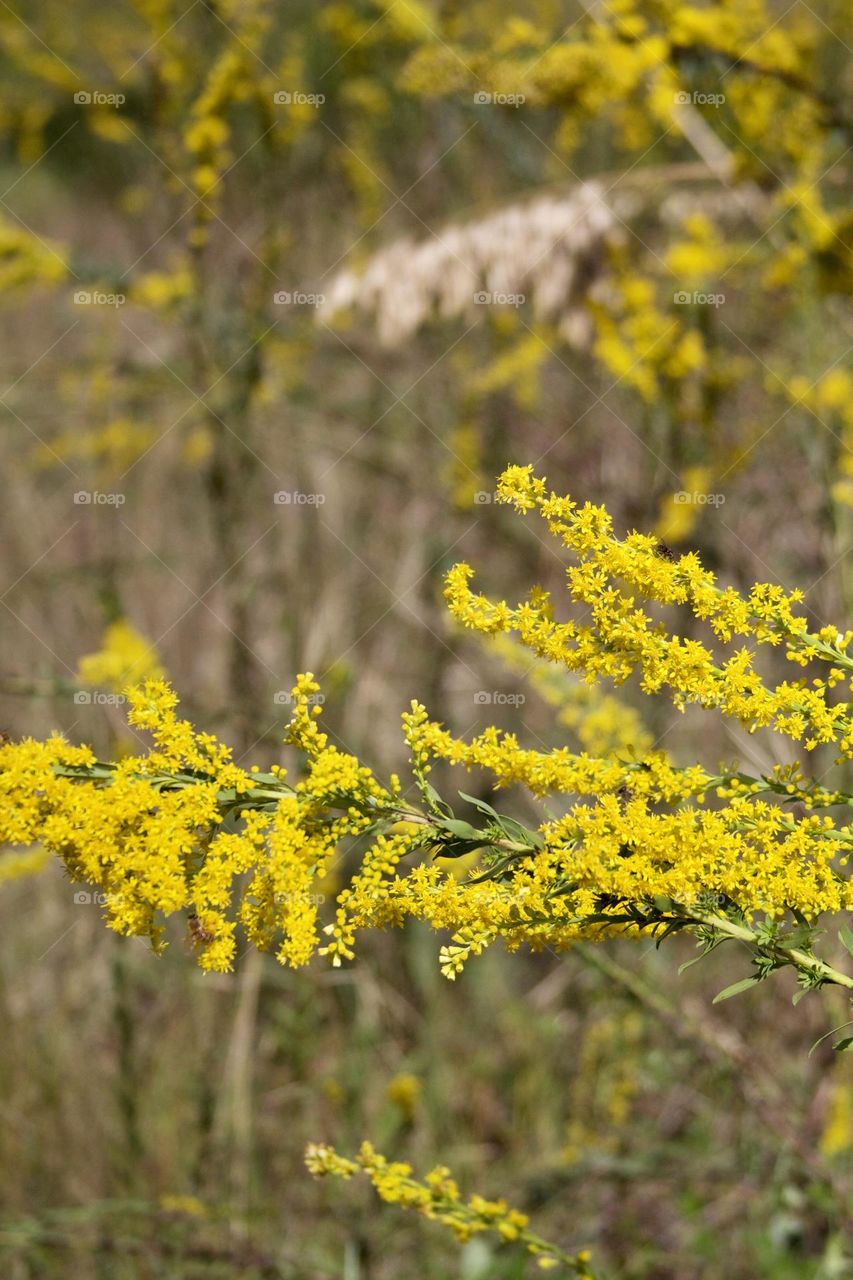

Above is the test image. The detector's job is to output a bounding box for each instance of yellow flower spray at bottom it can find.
[305,1141,596,1276]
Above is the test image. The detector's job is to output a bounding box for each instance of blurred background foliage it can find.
[1,0,853,1275]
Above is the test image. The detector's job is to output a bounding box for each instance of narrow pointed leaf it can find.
[713,976,761,1003]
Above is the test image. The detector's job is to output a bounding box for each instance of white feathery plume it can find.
[317,171,764,349]
[319,181,635,347]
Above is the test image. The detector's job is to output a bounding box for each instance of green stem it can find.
[694,913,853,991]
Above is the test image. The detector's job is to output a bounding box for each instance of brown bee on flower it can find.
[187,914,215,947]
[615,784,634,809]
[655,542,678,562]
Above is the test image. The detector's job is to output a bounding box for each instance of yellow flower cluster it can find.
[772,368,853,508]
[39,418,161,476]
[446,465,853,754]
[130,263,195,314]
[543,794,851,923]
[564,1011,644,1165]
[305,1140,595,1275]
[591,266,706,403]
[0,217,67,291]
[1,471,852,993]
[486,634,652,758]
[184,46,256,202]
[405,0,818,160]
[655,465,717,545]
[0,676,417,972]
[77,619,164,692]
[664,214,731,286]
[0,846,51,887]
[386,1071,421,1117]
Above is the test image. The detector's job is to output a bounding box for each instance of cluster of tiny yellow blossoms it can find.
[2,473,853,992]
[305,1141,595,1275]
[486,634,653,758]
[404,0,825,182]
[394,709,853,932]
[77,619,165,692]
[0,676,407,972]
[446,465,853,754]
[0,845,51,888]
[591,266,706,403]
[0,681,244,967]
[401,703,707,802]
[184,45,257,202]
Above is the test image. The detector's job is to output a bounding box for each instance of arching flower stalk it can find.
[1,468,852,1034]
[306,1141,598,1276]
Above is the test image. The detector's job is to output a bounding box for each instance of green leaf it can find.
[495,816,543,848]
[432,838,486,860]
[777,926,818,951]
[423,782,453,817]
[809,1020,853,1057]
[838,924,853,957]
[248,769,281,785]
[712,976,761,1004]
[833,1037,853,1052]
[459,792,543,849]
[439,819,482,840]
[458,792,500,820]
[656,919,691,946]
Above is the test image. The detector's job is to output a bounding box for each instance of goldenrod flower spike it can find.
[446,464,853,754]
[305,1141,597,1276]
[1,474,852,1017]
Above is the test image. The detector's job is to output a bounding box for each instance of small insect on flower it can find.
[187,914,215,947]
[615,784,634,809]
[655,541,678,562]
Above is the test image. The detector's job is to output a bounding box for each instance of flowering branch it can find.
[305,1141,597,1276]
[1,467,851,1035]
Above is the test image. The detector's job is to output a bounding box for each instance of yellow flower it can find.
[77,620,164,693]
[3,469,853,996]
[306,1141,593,1274]
[386,1072,422,1116]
